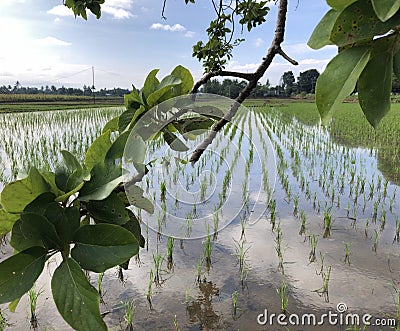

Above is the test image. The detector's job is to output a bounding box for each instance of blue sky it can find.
[0,0,337,89]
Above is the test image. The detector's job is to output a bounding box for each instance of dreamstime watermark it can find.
[257,303,397,328]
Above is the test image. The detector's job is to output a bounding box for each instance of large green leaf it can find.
[125,185,154,214]
[78,163,126,201]
[71,224,139,273]
[118,105,146,132]
[10,219,44,251]
[141,69,160,102]
[20,213,61,249]
[159,66,194,101]
[372,0,400,22]
[147,76,182,108]
[123,133,147,164]
[393,49,400,79]
[101,116,119,134]
[43,204,80,245]
[308,9,340,50]
[0,209,19,236]
[124,86,142,111]
[65,168,91,193]
[39,170,64,197]
[331,1,400,47]
[87,192,130,225]
[316,46,371,123]
[358,48,393,128]
[61,150,82,173]
[0,168,49,213]
[51,258,107,331]
[105,131,129,165]
[123,211,145,248]
[326,0,357,10]
[0,246,46,304]
[163,129,189,152]
[84,131,112,171]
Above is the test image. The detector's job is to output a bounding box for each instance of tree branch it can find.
[189,0,295,163]
[191,70,254,93]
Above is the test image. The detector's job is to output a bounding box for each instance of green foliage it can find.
[0,65,200,330]
[310,0,400,128]
[64,0,105,20]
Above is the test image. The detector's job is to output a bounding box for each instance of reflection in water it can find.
[187,281,220,330]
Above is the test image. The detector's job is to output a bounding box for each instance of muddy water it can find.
[1,107,400,330]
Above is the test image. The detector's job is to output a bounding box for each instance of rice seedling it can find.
[232,291,239,316]
[394,218,400,243]
[293,195,299,216]
[380,209,387,231]
[167,236,174,270]
[121,300,135,331]
[299,210,306,236]
[343,242,351,265]
[276,278,289,314]
[269,199,277,231]
[372,229,379,253]
[153,252,164,285]
[196,256,203,283]
[204,227,212,268]
[213,209,219,240]
[314,266,332,303]
[240,216,247,240]
[29,285,44,330]
[97,272,105,303]
[146,269,153,304]
[0,309,9,331]
[160,180,167,202]
[309,234,318,263]
[323,208,332,238]
[173,315,179,331]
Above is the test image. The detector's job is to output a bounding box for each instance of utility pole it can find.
[92,66,95,104]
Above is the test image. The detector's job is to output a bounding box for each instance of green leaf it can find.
[51,258,107,331]
[65,168,91,193]
[147,76,182,108]
[10,219,43,251]
[43,204,80,245]
[105,131,129,165]
[0,247,46,304]
[85,131,112,171]
[124,87,142,111]
[87,192,130,225]
[0,168,50,213]
[308,9,340,50]
[125,185,154,214]
[8,297,21,313]
[20,213,61,249]
[358,48,393,128]
[71,224,139,273]
[163,129,189,152]
[61,150,82,173]
[124,133,147,164]
[102,116,120,134]
[39,170,64,197]
[326,0,357,10]
[393,49,400,79]
[316,46,371,124]
[331,1,400,47]
[78,163,126,201]
[372,0,400,22]
[0,209,19,236]
[118,106,147,132]
[24,192,56,214]
[55,167,70,192]
[170,65,194,94]
[123,211,145,248]
[141,69,160,101]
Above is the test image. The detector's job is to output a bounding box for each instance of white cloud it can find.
[33,37,71,47]
[254,38,264,47]
[150,23,186,32]
[102,5,133,19]
[184,31,196,38]
[47,5,74,17]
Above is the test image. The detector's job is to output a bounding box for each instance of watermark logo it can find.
[257,303,397,328]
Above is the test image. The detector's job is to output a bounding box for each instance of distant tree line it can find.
[0,81,130,97]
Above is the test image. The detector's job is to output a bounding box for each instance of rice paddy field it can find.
[1,101,400,330]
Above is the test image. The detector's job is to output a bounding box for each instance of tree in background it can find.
[297,69,320,94]
[281,71,295,95]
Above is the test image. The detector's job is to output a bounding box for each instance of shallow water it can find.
[0,106,399,330]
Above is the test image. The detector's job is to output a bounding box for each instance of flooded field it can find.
[0,103,400,330]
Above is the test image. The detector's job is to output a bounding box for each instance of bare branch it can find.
[189,0,296,163]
